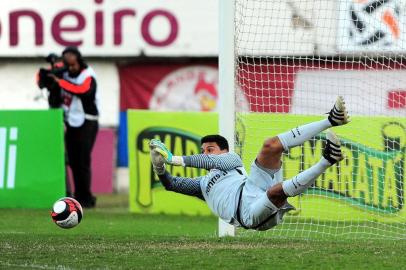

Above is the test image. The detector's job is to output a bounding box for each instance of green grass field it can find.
[1,194,406,270]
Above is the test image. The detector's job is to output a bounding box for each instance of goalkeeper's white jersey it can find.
[197,154,247,223]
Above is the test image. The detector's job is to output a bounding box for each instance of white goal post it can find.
[219,0,406,239]
[218,0,237,237]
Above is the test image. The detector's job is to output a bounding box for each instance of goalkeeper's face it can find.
[201,142,228,155]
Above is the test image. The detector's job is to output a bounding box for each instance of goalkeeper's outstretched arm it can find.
[150,138,243,171]
[150,139,204,200]
[183,153,243,171]
[157,171,204,200]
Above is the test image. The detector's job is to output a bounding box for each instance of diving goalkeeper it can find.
[150,96,350,230]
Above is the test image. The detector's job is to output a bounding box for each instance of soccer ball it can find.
[51,197,83,229]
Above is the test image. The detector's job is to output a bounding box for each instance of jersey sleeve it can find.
[158,171,204,200]
[58,76,96,95]
[182,152,243,171]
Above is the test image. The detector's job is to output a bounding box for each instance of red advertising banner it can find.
[68,128,115,193]
[119,61,406,113]
[119,63,221,111]
[91,129,115,193]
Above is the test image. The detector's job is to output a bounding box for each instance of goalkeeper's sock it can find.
[282,157,330,197]
[277,119,331,151]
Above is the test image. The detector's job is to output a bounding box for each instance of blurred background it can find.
[0,0,405,215]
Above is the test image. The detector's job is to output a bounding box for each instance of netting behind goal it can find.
[232,0,406,239]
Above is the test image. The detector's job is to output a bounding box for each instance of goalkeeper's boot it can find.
[327,96,350,126]
[323,129,344,165]
[149,144,166,175]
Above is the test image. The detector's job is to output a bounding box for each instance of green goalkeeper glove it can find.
[149,146,166,175]
[149,139,184,166]
[149,139,173,162]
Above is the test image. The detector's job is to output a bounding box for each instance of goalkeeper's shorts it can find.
[247,160,284,191]
[236,161,294,231]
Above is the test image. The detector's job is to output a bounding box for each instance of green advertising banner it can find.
[0,110,65,208]
[128,111,406,222]
[238,114,406,222]
[128,110,217,215]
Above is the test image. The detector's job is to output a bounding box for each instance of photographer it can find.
[40,47,99,208]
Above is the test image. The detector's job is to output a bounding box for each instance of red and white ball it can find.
[51,197,83,229]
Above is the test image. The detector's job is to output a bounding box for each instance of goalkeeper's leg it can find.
[266,130,344,207]
[257,96,349,170]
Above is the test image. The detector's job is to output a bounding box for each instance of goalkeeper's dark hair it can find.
[201,135,229,151]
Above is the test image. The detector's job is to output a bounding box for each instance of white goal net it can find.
[224,0,406,239]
